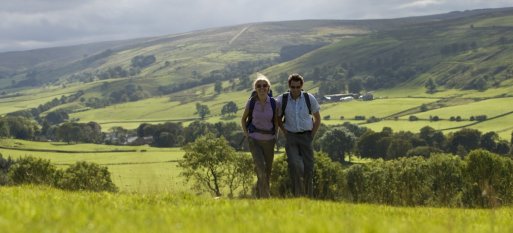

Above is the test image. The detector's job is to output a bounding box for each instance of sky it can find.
[1,0,512,53]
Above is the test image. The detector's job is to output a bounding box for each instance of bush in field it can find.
[8,156,57,185]
[269,156,292,197]
[345,155,465,207]
[389,157,432,206]
[345,164,367,203]
[312,153,346,200]
[427,154,465,207]
[0,153,14,185]
[463,149,513,208]
[178,133,252,197]
[57,161,118,192]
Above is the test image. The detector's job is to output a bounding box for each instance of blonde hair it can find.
[253,73,271,90]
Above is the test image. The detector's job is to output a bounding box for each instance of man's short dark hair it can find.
[288,73,304,86]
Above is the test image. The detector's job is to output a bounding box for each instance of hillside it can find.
[1,7,513,139]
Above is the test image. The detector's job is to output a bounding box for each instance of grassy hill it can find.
[1,7,513,139]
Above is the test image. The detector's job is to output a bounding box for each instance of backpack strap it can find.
[281,93,288,118]
[281,92,311,117]
[247,95,257,128]
[303,92,311,115]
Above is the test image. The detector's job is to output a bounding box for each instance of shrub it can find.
[345,164,367,203]
[409,115,419,121]
[464,149,513,207]
[323,115,331,120]
[312,153,346,200]
[429,115,439,121]
[269,156,292,197]
[8,156,58,185]
[366,116,380,123]
[57,161,118,192]
[354,115,365,120]
[475,115,487,122]
[427,154,465,207]
[0,153,14,185]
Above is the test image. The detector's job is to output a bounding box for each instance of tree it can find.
[386,139,413,160]
[448,128,481,155]
[178,134,252,197]
[0,120,9,138]
[319,127,356,163]
[425,78,437,94]
[214,81,223,94]
[480,131,499,153]
[221,101,238,116]
[357,130,384,158]
[45,110,69,125]
[195,103,210,119]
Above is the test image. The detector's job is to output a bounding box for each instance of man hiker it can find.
[277,73,321,197]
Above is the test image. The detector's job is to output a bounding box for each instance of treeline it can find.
[137,121,243,148]
[313,123,512,163]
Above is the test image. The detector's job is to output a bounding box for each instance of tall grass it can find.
[1,185,512,233]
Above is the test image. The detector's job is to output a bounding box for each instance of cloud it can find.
[0,0,512,52]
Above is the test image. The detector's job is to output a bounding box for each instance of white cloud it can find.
[0,0,512,52]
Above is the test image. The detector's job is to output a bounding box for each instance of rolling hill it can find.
[1,7,513,139]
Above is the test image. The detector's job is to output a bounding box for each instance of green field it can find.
[1,186,512,233]
[0,139,185,193]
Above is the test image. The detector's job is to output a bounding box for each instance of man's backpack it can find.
[246,90,276,135]
[280,91,312,118]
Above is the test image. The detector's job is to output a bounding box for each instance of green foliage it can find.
[57,161,118,192]
[178,133,251,197]
[448,128,482,154]
[214,80,223,94]
[464,149,513,207]
[195,103,210,119]
[343,150,513,208]
[0,116,39,140]
[0,153,14,185]
[56,122,103,144]
[427,154,465,207]
[131,54,156,69]
[319,127,356,163]
[221,101,238,116]
[8,156,58,186]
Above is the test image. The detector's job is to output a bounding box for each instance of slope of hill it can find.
[1,7,513,139]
